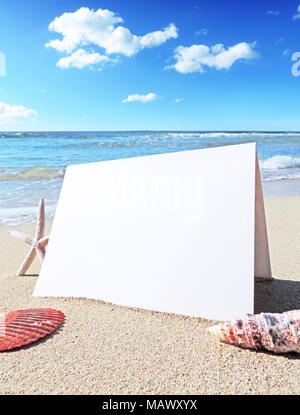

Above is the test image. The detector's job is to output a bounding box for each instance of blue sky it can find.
[0,0,300,131]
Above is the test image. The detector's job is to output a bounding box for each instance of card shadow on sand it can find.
[245,278,300,360]
[255,277,300,314]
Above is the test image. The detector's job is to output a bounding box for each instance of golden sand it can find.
[0,196,299,395]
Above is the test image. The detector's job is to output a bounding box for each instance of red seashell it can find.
[0,308,64,351]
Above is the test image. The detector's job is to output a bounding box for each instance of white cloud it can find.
[0,102,37,124]
[291,52,300,77]
[46,7,178,69]
[282,49,290,57]
[57,48,112,69]
[139,24,178,50]
[174,98,184,103]
[293,4,300,19]
[266,10,280,16]
[122,93,160,103]
[195,28,208,36]
[46,8,122,53]
[168,42,258,74]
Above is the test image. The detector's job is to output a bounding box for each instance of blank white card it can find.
[33,143,271,320]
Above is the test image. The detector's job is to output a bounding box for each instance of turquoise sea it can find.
[1,130,300,226]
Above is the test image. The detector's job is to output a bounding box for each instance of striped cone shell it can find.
[208,310,300,353]
[0,308,64,351]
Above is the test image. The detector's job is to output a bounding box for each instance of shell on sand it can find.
[0,308,64,351]
[208,310,300,353]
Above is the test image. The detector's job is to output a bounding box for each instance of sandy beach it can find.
[0,195,299,395]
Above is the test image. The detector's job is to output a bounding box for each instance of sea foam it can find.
[0,166,65,181]
[259,155,300,170]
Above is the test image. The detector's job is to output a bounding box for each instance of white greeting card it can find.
[33,143,271,320]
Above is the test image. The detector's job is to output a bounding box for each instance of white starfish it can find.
[9,199,49,276]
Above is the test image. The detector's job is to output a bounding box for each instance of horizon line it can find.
[1,129,300,133]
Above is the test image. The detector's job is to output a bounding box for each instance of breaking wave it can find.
[165,131,300,139]
[0,166,65,181]
[259,155,300,170]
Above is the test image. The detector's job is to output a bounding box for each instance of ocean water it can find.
[1,131,300,226]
